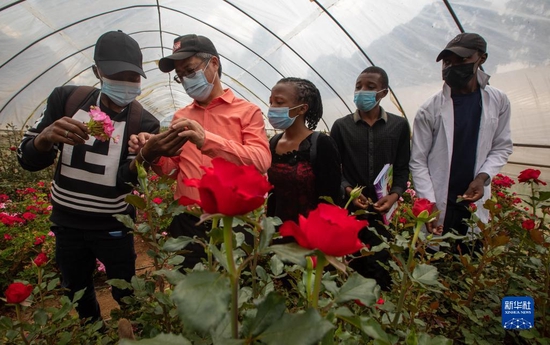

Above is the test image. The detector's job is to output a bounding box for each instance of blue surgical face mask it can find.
[183,59,215,101]
[354,89,387,112]
[101,77,142,107]
[267,104,304,130]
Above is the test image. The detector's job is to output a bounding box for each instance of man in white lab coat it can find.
[410,33,513,252]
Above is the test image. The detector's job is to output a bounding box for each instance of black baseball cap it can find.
[159,34,219,73]
[436,33,487,62]
[94,30,146,78]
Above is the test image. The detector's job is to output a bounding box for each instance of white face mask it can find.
[101,77,141,106]
[182,59,215,101]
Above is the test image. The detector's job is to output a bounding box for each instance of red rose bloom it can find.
[180,158,273,216]
[518,169,547,185]
[152,197,163,205]
[33,253,48,267]
[522,219,535,231]
[34,235,46,245]
[492,174,515,189]
[468,203,477,213]
[279,203,367,257]
[22,212,36,221]
[411,198,435,217]
[4,234,12,241]
[9,146,16,151]
[5,282,33,304]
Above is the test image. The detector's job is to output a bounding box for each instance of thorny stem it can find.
[311,254,326,309]
[223,216,239,339]
[16,304,30,345]
[393,221,423,327]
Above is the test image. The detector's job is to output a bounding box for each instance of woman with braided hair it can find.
[266,77,341,226]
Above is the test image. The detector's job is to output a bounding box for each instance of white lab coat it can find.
[410,70,513,226]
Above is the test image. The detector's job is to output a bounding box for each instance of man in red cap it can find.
[410,33,513,253]
[130,34,270,269]
[17,30,159,322]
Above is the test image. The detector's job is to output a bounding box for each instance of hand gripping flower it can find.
[87,106,119,143]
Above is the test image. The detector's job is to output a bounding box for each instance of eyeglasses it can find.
[173,59,209,84]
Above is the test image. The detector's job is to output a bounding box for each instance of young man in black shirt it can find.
[331,66,410,291]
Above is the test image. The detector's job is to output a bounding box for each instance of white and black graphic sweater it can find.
[17,86,160,231]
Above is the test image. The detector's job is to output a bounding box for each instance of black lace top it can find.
[267,132,341,223]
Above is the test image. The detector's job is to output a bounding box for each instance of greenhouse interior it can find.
[0,0,549,344]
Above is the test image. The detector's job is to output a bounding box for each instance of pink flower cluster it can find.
[87,106,119,143]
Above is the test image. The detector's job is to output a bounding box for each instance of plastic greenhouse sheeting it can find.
[0,0,548,178]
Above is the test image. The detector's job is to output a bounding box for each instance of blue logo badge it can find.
[502,296,534,329]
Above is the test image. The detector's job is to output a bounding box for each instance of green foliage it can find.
[2,156,550,344]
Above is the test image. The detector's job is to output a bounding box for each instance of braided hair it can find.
[277,77,323,130]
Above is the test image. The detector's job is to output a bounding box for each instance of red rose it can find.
[22,212,36,221]
[468,203,477,213]
[492,174,515,189]
[9,146,16,151]
[181,158,273,216]
[5,282,33,304]
[411,198,435,217]
[376,297,385,305]
[152,197,163,205]
[399,217,407,224]
[518,169,547,185]
[4,234,12,241]
[279,203,367,257]
[33,253,48,267]
[34,235,46,245]
[522,219,535,231]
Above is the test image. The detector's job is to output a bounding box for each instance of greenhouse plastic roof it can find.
[1,0,549,177]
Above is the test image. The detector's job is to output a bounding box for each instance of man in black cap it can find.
[17,30,159,321]
[129,34,270,269]
[410,33,512,253]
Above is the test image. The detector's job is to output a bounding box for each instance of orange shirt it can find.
[155,88,271,200]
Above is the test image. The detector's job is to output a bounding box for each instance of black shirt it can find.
[330,108,410,207]
[448,89,482,206]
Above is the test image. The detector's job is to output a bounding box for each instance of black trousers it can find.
[348,213,393,291]
[53,226,135,321]
[443,203,482,255]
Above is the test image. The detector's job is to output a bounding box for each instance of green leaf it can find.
[0,316,14,330]
[260,217,281,250]
[411,264,440,286]
[247,292,286,337]
[417,333,453,345]
[171,271,231,334]
[268,243,315,267]
[538,191,550,202]
[125,194,146,210]
[359,317,398,345]
[47,277,60,291]
[334,273,379,306]
[258,308,333,345]
[108,278,133,290]
[52,300,72,322]
[113,214,136,230]
[162,236,194,252]
[154,269,185,285]
[167,255,185,266]
[119,333,192,345]
[33,309,48,326]
[73,288,85,303]
[270,255,284,276]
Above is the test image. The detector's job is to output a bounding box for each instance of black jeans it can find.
[53,226,136,321]
[443,203,482,255]
[348,212,393,291]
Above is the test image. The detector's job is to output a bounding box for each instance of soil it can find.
[97,236,154,320]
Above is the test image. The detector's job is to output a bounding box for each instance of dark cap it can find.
[94,31,146,78]
[436,33,487,62]
[159,34,219,73]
